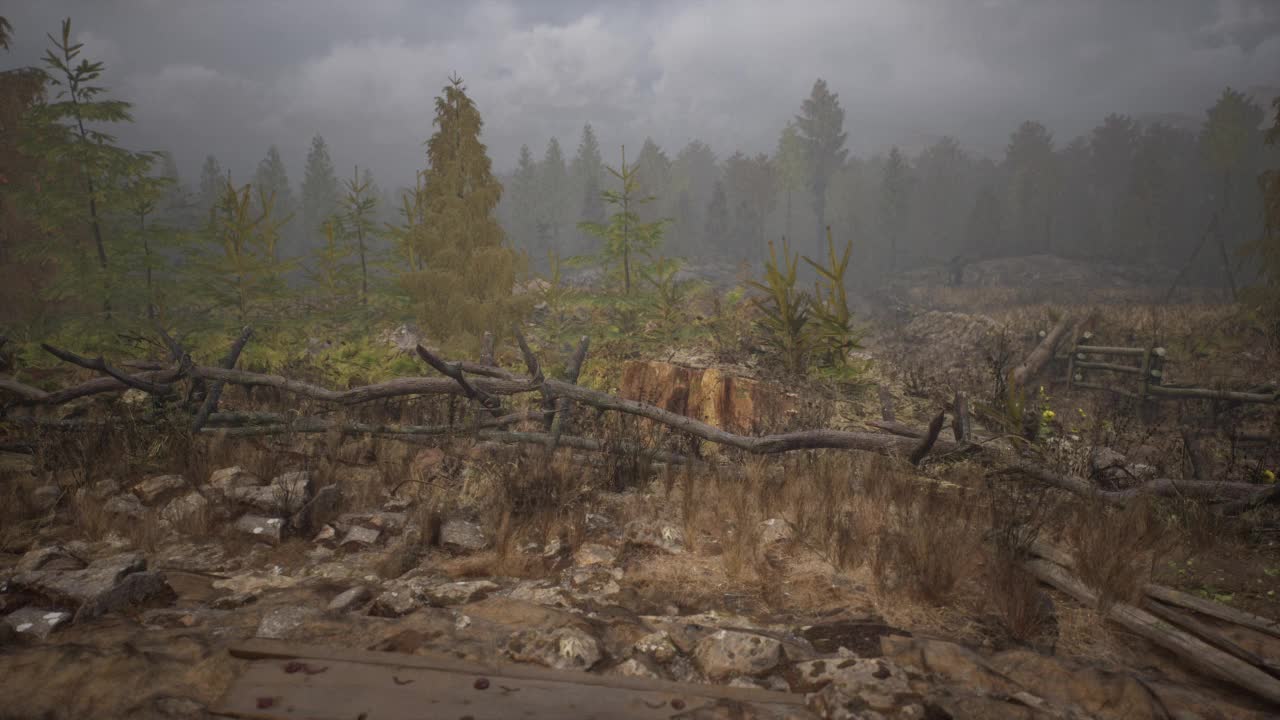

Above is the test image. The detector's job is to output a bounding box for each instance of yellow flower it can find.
[1042,410,1056,421]
[1264,470,1277,484]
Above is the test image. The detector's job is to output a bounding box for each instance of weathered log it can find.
[41,343,175,396]
[1147,384,1277,404]
[1007,460,1267,506]
[416,344,505,416]
[910,412,946,465]
[547,335,590,452]
[1024,558,1280,705]
[204,410,541,438]
[1010,314,1072,388]
[867,419,926,438]
[1144,600,1280,678]
[191,326,253,433]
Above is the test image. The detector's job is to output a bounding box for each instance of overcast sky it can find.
[3,0,1278,190]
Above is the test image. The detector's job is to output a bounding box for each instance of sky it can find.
[3,0,1278,191]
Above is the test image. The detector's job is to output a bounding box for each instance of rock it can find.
[504,626,602,671]
[369,588,418,617]
[805,683,929,720]
[152,696,206,718]
[340,525,381,549]
[327,586,372,613]
[336,511,408,535]
[11,553,174,621]
[564,565,622,598]
[290,484,342,534]
[439,518,488,552]
[210,591,257,610]
[104,493,146,521]
[4,607,72,640]
[635,630,680,663]
[313,525,338,544]
[694,630,784,680]
[788,657,912,703]
[507,580,572,607]
[16,545,87,574]
[160,491,209,530]
[208,466,262,495]
[256,606,321,640]
[624,520,685,554]
[30,484,61,512]
[418,580,499,606]
[573,543,617,567]
[758,518,794,548]
[881,635,1023,698]
[234,514,285,545]
[611,657,663,679]
[1088,448,1127,474]
[132,474,188,505]
[989,648,1165,720]
[272,470,314,502]
[86,478,122,501]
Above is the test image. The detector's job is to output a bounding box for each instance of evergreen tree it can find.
[571,123,605,253]
[879,146,912,273]
[339,164,377,306]
[670,140,719,252]
[965,186,1002,259]
[704,180,730,251]
[1244,96,1280,323]
[301,134,339,249]
[252,145,296,260]
[1003,121,1057,254]
[1089,113,1140,256]
[579,145,669,294]
[795,78,848,255]
[1201,87,1265,270]
[198,155,223,221]
[400,75,526,349]
[632,138,672,225]
[774,122,808,242]
[724,151,777,257]
[913,137,972,260]
[537,137,571,258]
[507,144,539,254]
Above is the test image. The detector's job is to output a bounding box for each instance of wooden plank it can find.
[216,657,784,720]
[224,639,806,706]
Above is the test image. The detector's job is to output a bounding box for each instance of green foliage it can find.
[637,255,696,333]
[339,164,377,306]
[802,227,863,368]
[399,75,529,352]
[577,145,669,295]
[795,79,848,252]
[301,134,339,246]
[307,218,357,310]
[747,238,811,373]
[536,249,577,342]
[1243,96,1280,332]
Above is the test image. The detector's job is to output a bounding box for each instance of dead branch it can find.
[415,344,505,416]
[479,331,495,366]
[41,343,175,396]
[1144,600,1280,678]
[910,411,946,465]
[547,335,590,451]
[1024,558,1280,705]
[1006,459,1267,508]
[191,326,253,433]
[952,391,971,443]
[1010,313,1072,388]
[1181,428,1211,483]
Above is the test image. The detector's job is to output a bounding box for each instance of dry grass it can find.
[1066,495,1174,612]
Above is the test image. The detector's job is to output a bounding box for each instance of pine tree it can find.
[252,145,296,260]
[670,140,718,252]
[704,180,729,251]
[1089,114,1140,257]
[1201,87,1265,279]
[632,138,672,225]
[965,186,1002,259]
[880,146,912,273]
[1244,96,1280,325]
[198,155,223,221]
[301,134,339,250]
[571,123,605,254]
[537,137,570,258]
[724,152,777,258]
[119,153,176,321]
[1004,121,1057,254]
[579,145,669,295]
[795,79,848,255]
[774,122,808,243]
[339,164,377,306]
[400,75,526,349]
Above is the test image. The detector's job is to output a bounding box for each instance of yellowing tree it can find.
[400,75,527,350]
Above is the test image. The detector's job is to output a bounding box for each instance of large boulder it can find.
[503,626,602,671]
[10,552,174,621]
[694,630,784,680]
[227,471,314,515]
[132,474,188,506]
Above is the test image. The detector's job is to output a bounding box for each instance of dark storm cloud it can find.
[3,1,1276,188]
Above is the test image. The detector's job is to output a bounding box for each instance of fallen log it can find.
[1,369,183,406]
[1007,460,1267,506]
[1144,600,1280,678]
[1024,558,1280,706]
[191,326,253,433]
[910,411,946,465]
[40,343,176,396]
[1010,313,1073,388]
[547,336,590,451]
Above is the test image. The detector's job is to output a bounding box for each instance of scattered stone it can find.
[336,511,408,535]
[507,580,572,607]
[340,525,381,549]
[369,588,418,618]
[86,478,123,501]
[234,514,285,545]
[313,525,338,544]
[564,565,622,598]
[788,657,913,703]
[30,485,61,512]
[132,474,188,506]
[758,518,794,547]
[290,484,342,534]
[104,493,146,521]
[11,552,174,620]
[418,580,499,606]
[572,543,617,567]
[210,592,257,610]
[504,626,602,671]
[635,630,680,663]
[152,696,207,718]
[1088,447,1126,474]
[623,520,685,554]
[256,606,321,640]
[16,545,87,574]
[208,466,262,495]
[327,586,372,613]
[4,607,71,640]
[439,518,488,552]
[160,491,209,530]
[694,630,784,680]
[611,656,663,679]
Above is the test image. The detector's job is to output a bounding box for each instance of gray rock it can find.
[291,484,342,534]
[104,493,146,520]
[758,518,794,547]
[208,466,262,494]
[256,606,321,640]
[623,520,685,554]
[336,511,408,535]
[327,586,372,613]
[160,491,209,530]
[694,629,784,680]
[572,543,617,567]
[227,471,313,515]
[270,470,314,508]
[439,518,488,551]
[133,474,188,505]
[340,525,381,549]
[418,580,498,606]
[11,552,174,621]
[210,591,258,610]
[30,484,62,512]
[369,588,419,617]
[86,478,123,501]
[789,657,913,704]
[16,545,87,574]
[504,626,602,671]
[610,656,662,679]
[234,514,285,545]
[5,607,72,640]
[634,630,679,663]
[1089,448,1126,474]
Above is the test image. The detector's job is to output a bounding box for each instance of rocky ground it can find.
[2,450,1275,720]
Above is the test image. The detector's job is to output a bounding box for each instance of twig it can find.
[40,343,174,396]
[415,344,504,416]
[548,335,590,452]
